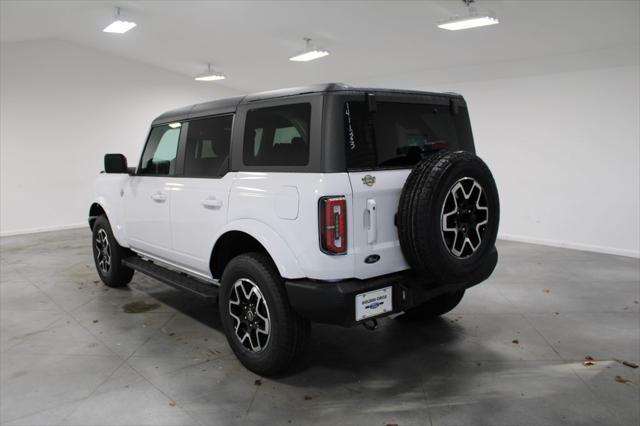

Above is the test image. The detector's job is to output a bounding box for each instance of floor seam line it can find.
[122,312,203,426]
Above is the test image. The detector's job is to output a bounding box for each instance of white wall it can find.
[2,40,639,258]
[425,66,640,257]
[0,39,242,235]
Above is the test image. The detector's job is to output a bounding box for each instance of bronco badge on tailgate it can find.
[362,175,376,186]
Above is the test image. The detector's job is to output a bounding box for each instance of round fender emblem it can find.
[362,175,376,186]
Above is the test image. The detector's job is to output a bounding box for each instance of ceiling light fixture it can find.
[289,38,329,62]
[194,63,225,81]
[103,7,137,34]
[438,0,499,31]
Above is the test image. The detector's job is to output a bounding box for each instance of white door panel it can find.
[124,176,173,258]
[348,169,411,279]
[124,122,182,261]
[170,175,234,275]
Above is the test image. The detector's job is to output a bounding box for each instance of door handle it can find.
[151,192,167,202]
[366,199,377,244]
[201,197,223,209]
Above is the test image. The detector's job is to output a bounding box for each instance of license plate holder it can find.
[355,286,393,321]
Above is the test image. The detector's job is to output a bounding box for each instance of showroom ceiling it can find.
[1,0,639,92]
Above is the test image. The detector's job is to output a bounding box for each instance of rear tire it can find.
[219,253,310,376]
[403,290,465,320]
[92,215,134,288]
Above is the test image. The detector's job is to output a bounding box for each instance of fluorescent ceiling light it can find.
[438,0,499,31]
[290,50,329,62]
[195,74,225,81]
[289,38,329,62]
[438,15,499,30]
[103,21,137,33]
[194,63,225,81]
[103,8,136,34]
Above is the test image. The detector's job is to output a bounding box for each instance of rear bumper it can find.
[285,248,497,327]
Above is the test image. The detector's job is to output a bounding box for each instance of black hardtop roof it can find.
[151,83,463,125]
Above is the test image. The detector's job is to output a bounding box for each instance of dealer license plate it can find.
[355,286,393,321]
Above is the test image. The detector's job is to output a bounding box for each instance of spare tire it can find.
[397,150,499,284]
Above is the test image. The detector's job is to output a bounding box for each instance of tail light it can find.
[319,196,347,255]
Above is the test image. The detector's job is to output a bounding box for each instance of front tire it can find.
[92,215,134,288]
[219,253,310,376]
[402,290,465,320]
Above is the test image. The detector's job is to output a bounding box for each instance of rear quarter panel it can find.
[228,172,356,280]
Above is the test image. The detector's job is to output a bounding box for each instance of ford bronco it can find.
[89,83,499,375]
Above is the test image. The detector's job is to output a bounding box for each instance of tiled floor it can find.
[1,228,638,426]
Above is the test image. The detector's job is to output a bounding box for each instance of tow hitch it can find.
[362,318,378,330]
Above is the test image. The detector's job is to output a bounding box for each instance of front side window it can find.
[344,101,474,170]
[243,103,310,166]
[184,115,233,177]
[139,124,181,175]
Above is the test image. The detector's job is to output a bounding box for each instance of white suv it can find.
[89,83,500,375]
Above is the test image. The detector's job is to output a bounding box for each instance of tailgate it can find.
[348,169,411,279]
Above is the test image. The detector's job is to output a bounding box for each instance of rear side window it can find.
[344,101,474,170]
[243,103,310,166]
[183,115,233,177]
[139,124,181,175]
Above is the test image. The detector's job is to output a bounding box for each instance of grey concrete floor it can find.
[1,228,638,426]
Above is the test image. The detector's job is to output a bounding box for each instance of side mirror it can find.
[104,154,128,174]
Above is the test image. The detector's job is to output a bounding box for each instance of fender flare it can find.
[211,219,305,279]
[90,197,129,248]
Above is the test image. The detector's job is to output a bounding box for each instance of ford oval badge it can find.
[364,254,380,264]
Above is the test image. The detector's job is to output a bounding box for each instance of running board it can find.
[123,257,218,300]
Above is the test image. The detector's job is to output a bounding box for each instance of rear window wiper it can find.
[396,141,449,156]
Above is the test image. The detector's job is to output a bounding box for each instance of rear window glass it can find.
[344,101,474,170]
[243,103,310,166]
